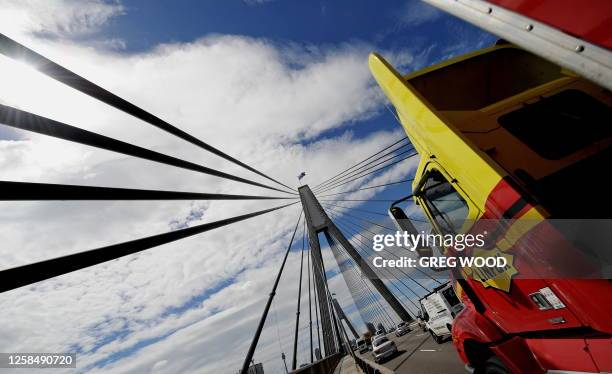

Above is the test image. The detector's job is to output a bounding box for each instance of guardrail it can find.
[291,353,344,374]
[353,354,395,374]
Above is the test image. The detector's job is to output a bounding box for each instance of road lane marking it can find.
[419,349,437,352]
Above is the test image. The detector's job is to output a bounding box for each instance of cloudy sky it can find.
[0,1,493,373]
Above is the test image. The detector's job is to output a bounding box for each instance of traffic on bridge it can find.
[0,1,610,373]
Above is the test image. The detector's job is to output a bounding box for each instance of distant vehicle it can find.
[240,362,264,374]
[415,311,427,332]
[395,321,411,337]
[372,336,398,363]
[373,328,386,340]
[356,338,368,354]
[362,330,373,349]
[419,283,464,344]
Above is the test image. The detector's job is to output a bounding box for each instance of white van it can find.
[356,338,368,354]
[419,283,464,344]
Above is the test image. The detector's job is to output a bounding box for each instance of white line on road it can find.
[420,349,437,352]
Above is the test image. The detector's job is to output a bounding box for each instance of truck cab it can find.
[370,42,612,373]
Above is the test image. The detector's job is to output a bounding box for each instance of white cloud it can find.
[0,0,124,39]
[0,0,489,371]
[400,0,441,27]
[0,1,428,374]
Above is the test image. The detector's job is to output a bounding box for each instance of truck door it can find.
[415,163,583,334]
[439,284,464,317]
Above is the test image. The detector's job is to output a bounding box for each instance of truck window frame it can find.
[415,162,480,237]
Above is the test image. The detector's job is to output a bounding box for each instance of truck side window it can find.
[441,286,461,307]
[498,89,611,160]
[420,169,469,234]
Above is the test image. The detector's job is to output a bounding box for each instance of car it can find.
[394,321,411,337]
[373,328,386,340]
[372,336,397,363]
[356,338,368,354]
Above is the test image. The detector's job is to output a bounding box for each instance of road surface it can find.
[355,326,466,374]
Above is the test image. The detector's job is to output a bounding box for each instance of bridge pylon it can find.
[299,185,412,356]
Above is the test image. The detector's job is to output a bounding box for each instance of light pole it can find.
[281,352,289,374]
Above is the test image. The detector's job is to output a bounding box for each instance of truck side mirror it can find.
[388,206,433,257]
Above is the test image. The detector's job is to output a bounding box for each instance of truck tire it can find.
[429,330,443,344]
[483,356,512,374]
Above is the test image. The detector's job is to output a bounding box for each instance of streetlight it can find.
[281,352,288,374]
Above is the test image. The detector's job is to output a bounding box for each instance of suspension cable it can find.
[0,34,295,192]
[319,199,401,202]
[306,221,314,363]
[311,137,408,190]
[330,217,423,312]
[327,235,399,326]
[328,236,378,331]
[362,275,398,327]
[291,222,306,370]
[0,104,296,195]
[323,202,431,231]
[315,148,416,194]
[333,220,430,309]
[316,178,414,197]
[0,202,298,293]
[241,211,303,374]
[313,140,412,192]
[315,152,418,194]
[310,236,322,358]
[327,209,444,287]
[0,181,299,201]
[324,204,397,231]
[320,202,388,217]
[321,201,427,222]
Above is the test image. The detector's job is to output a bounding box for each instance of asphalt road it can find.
[355,325,466,374]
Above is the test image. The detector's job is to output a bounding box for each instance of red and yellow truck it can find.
[369,9,612,372]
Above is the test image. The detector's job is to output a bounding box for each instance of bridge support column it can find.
[298,185,413,338]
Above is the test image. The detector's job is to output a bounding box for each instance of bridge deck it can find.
[355,325,465,374]
[333,356,362,374]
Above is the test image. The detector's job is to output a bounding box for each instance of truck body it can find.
[370,39,612,373]
[420,283,464,343]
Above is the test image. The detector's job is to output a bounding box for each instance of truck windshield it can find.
[420,169,469,234]
[441,286,461,307]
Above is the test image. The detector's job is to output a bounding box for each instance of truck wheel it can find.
[429,330,442,344]
[483,356,511,374]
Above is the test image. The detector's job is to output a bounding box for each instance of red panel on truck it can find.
[488,0,612,50]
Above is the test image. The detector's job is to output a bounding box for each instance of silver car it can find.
[395,321,411,337]
[372,336,397,363]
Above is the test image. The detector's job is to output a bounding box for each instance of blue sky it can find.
[0,1,495,373]
[103,0,473,51]
[79,0,495,146]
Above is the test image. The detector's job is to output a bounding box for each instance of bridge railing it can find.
[290,353,344,374]
[353,354,395,374]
